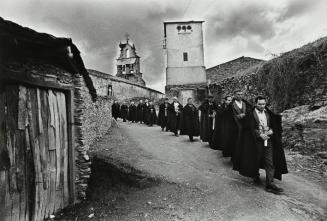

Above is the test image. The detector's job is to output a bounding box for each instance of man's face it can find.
[188,99,193,104]
[256,99,266,111]
[234,92,243,101]
[225,97,232,105]
[165,99,169,103]
[131,102,134,105]
[145,99,148,103]
[208,97,213,102]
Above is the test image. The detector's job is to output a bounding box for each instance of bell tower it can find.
[163,21,207,105]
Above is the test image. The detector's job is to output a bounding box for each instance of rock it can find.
[317,152,327,159]
[88,213,94,218]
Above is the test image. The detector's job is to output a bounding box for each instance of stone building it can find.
[0,17,112,220]
[116,35,146,86]
[89,69,164,103]
[163,21,207,106]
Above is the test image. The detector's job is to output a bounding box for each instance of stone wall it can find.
[207,56,263,84]
[88,69,164,103]
[73,74,112,200]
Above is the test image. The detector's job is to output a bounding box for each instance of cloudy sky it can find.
[1,0,326,92]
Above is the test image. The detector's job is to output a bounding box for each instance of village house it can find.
[0,17,113,220]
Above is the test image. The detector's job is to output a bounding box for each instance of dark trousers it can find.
[257,142,275,186]
[161,116,168,130]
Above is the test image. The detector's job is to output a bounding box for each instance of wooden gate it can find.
[0,84,71,221]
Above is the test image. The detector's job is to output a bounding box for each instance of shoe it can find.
[253,176,261,185]
[265,184,284,194]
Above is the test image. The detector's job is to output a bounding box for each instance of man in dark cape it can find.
[157,98,170,131]
[143,99,150,125]
[112,100,120,120]
[180,98,200,142]
[233,96,288,194]
[136,99,145,123]
[168,97,183,136]
[211,95,233,151]
[221,90,252,160]
[146,101,157,126]
[120,102,129,122]
[128,101,137,123]
[199,95,217,145]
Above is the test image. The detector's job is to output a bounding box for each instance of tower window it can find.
[183,52,188,61]
[126,49,130,58]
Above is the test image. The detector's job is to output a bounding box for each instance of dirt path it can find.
[58,120,327,220]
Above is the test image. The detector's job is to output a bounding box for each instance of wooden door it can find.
[0,84,70,221]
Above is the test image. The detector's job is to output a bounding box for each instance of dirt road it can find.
[58,120,327,220]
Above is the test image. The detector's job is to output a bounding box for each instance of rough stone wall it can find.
[73,74,112,200]
[207,56,263,84]
[88,69,164,102]
[209,37,327,113]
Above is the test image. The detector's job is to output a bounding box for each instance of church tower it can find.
[163,21,207,105]
[116,34,145,86]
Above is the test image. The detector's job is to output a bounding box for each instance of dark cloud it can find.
[278,0,322,22]
[207,2,276,41]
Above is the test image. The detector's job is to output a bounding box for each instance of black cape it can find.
[136,103,145,123]
[233,108,288,180]
[210,103,228,150]
[180,104,200,136]
[157,102,169,128]
[221,99,252,159]
[199,100,217,143]
[112,103,120,120]
[146,104,157,125]
[120,104,129,120]
[128,104,137,122]
[167,102,183,133]
[143,103,150,124]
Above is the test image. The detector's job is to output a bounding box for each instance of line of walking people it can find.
[112,99,157,125]
[112,91,288,194]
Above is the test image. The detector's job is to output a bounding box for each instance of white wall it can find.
[165,22,206,85]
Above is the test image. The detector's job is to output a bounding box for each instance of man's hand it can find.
[260,134,269,140]
[266,129,273,136]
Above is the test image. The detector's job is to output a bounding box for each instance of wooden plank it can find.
[66,90,75,204]
[48,90,56,151]
[48,150,56,215]
[5,84,21,221]
[59,92,69,207]
[40,89,50,220]
[36,88,46,220]
[53,90,61,192]
[0,171,7,219]
[27,88,43,221]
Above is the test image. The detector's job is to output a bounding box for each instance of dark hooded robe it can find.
[112,102,120,120]
[221,99,252,160]
[128,104,137,122]
[167,101,183,134]
[233,108,288,180]
[157,102,170,130]
[180,104,200,137]
[146,104,157,126]
[137,103,145,123]
[120,104,129,122]
[199,100,217,143]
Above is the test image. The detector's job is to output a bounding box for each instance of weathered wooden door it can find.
[0,84,70,221]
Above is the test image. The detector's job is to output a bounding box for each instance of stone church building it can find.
[116,35,146,86]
